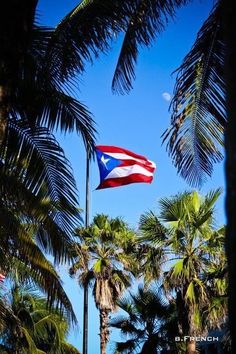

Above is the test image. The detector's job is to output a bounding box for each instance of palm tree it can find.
[0,0,99,255]
[0,284,81,354]
[110,286,180,354]
[0,0,99,244]
[0,206,79,323]
[0,0,101,319]
[139,190,227,353]
[70,214,136,354]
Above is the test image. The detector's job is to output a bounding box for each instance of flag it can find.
[95,145,156,189]
[0,273,5,282]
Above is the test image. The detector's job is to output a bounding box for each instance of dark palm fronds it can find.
[1,121,81,236]
[111,0,189,94]
[110,285,179,354]
[44,0,127,83]
[46,0,188,95]
[162,1,226,186]
[9,22,97,150]
[139,210,167,243]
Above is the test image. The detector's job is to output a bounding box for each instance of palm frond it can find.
[112,339,137,353]
[0,211,76,323]
[112,0,187,94]
[2,121,81,234]
[139,211,167,243]
[44,0,126,83]
[0,175,75,263]
[162,1,226,186]
[61,341,81,354]
[14,74,96,149]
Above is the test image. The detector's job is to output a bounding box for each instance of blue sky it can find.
[38,1,225,353]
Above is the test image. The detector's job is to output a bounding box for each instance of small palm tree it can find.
[0,219,77,323]
[70,214,136,354]
[139,190,227,353]
[0,285,80,354]
[110,286,179,354]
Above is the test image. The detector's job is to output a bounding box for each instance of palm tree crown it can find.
[110,286,179,354]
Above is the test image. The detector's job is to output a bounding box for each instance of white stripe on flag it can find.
[105,165,153,179]
[105,152,156,167]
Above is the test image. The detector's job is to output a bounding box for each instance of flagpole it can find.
[83,147,90,354]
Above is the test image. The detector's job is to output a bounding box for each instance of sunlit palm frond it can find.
[138,191,227,339]
[162,1,226,186]
[0,285,78,352]
[0,213,76,323]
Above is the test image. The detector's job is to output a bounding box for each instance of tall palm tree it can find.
[0,284,81,354]
[70,214,136,354]
[139,190,227,354]
[110,286,180,354]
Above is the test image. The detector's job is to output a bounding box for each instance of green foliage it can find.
[163,0,226,186]
[70,215,137,353]
[139,190,227,338]
[0,285,80,354]
[70,214,135,311]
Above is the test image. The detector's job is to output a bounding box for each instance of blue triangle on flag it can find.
[95,149,122,181]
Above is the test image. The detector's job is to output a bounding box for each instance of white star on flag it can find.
[101,155,110,169]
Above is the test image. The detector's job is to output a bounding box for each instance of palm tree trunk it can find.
[223,0,236,352]
[0,85,8,145]
[186,340,196,354]
[99,309,109,354]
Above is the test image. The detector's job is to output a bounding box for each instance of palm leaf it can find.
[112,0,187,94]
[162,1,226,186]
[139,211,167,243]
[0,175,74,263]
[13,70,96,149]
[44,0,125,83]
[61,341,81,354]
[112,339,137,353]
[2,121,81,235]
[0,209,77,323]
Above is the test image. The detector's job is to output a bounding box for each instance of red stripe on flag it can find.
[97,174,153,189]
[118,159,156,173]
[0,273,6,282]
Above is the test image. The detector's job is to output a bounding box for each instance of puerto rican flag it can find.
[0,273,6,282]
[95,145,156,189]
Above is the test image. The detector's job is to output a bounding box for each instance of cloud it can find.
[162,92,171,102]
